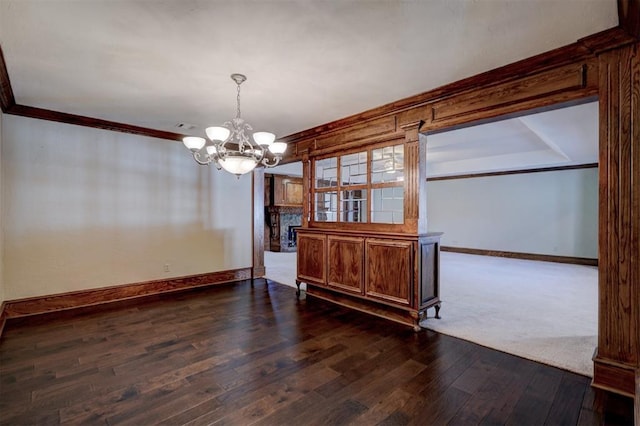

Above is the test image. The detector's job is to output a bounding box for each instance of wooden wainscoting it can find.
[0,268,252,328]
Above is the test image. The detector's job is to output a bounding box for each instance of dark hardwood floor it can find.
[0,280,634,425]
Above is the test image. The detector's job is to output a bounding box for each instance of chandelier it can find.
[182,73,287,176]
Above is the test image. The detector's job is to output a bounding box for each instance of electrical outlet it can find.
[164,263,170,272]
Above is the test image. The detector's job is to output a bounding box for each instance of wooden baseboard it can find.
[592,349,638,398]
[253,266,266,278]
[2,268,252,321]
[0,301,6,338]
[441,246,598,266]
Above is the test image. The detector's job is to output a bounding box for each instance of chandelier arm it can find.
[261,156,282,168]
[193,151,213,165]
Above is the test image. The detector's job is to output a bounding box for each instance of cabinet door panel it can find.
[328,236,364,294]
[365,239,412,305]
[297,233,326,285]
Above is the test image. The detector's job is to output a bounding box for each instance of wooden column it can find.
[593,41,640,399]
[252,168,265,278]
[402,121,427,234]
[301,154,311,228]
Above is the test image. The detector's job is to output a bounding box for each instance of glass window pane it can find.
[314,191,338,222]
[341,151,367,186]
[371,144,404,184]
[341,189,367,223]
[315,157,337,188]
[371,187,404,224]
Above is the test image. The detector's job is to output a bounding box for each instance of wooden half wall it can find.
[280,27,640,401]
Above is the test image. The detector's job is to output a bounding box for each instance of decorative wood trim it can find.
[305,285,420,329]
[280,32,608,151]
[430,63,589,123]
[252,169,265,278]
[593,41,640,400]
[592,349,638,397]
[0,44,15,112]
[404,140,420,227]
[427,163,598,182]
[441,246,598,267]
[8,104,185,141]
[2,268,252,319]
[579,26,638,55]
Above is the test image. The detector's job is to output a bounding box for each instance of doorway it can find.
[422,100,598,376]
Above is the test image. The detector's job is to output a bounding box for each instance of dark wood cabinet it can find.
[296,127,441,331]
[297,229,441,330]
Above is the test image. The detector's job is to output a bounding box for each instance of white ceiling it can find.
[426,101,599,177]
[0,0,617,142]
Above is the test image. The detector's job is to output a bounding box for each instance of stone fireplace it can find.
[267,205,302,252]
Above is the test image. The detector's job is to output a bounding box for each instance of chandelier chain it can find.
[236,82,242,119]
[182,73,286,176]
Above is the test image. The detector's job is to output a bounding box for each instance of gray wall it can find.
[426,168,598,259]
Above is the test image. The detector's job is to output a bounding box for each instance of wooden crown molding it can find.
[0,44,16,112]
[0,43,185,141]
[427,163,598,182]
[8,104,186,141]
[0,24,635,148]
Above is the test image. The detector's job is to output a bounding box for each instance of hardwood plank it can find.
[0,279,633,425]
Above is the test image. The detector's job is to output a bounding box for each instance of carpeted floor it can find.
[264,250,597,377]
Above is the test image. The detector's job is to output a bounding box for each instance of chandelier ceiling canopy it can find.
[183,73,287,176]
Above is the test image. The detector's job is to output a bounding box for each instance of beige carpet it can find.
[264,250,597,377]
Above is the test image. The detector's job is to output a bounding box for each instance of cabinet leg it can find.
[434,303,441,319]
[295,280,301,298]
[413,311,426,332]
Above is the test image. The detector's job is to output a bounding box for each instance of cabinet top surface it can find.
[296,227,443,239]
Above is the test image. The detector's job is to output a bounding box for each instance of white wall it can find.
[426,168,598,258]
[3,115,252,300]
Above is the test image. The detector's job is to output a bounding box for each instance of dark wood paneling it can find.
[431,63,589,122]
[441,246,598,267]
[327,235,364,294]
[594,42,640,398]
[365,239,413,306]
[297,233,326,285]
[403,123,424,233]
[2,268,252,319]
[427,162,598,182]
[314,116,397,152]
